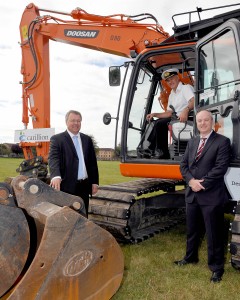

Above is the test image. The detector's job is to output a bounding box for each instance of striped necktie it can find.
[195,138,206,161]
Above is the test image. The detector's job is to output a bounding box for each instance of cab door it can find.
[195,18,240,200]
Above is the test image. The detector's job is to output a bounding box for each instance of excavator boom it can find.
[19,3,168,162]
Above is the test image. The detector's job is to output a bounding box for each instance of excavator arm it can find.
[19,3,169,168]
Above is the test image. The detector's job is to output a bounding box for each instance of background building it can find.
[97,148,115,160]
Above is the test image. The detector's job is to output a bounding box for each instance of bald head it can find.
[196,110,213,137]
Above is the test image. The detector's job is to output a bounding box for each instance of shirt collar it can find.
[67,129,79,139]
[172,81,183,94]
[200,130,213,140]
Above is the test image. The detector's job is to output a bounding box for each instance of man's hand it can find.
[146,113,155,122]
[50,178,61,191]
[92,184,99,195]
[189,178,205,192]
[178,108,189,122]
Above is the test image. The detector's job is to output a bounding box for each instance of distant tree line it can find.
[0,143,23,157]
[0,138,120,159]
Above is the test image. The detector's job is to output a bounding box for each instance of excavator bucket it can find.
[0,176,124,300]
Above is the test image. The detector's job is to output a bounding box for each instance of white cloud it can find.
[0,0,236,147]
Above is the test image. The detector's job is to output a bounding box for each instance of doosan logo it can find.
[64,29,99,38]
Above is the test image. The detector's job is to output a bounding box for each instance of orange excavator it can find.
[1,3,240,299]
[14,3,192,247]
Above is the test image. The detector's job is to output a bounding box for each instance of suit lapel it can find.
[64,130,78,157]
[80,133,86,159]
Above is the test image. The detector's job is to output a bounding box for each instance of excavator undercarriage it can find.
[89,178,186,243]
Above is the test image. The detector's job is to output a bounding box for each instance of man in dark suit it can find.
[48,110,99,217]
[175,110,231,283]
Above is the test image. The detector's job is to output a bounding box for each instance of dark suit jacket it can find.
[180,131,231,205]
[48,130,99,195]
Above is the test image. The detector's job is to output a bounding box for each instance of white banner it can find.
[224,167,240,201]
[14,128,55,143]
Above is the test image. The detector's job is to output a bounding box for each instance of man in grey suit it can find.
[174,110,231,283]
[48,110,99,217]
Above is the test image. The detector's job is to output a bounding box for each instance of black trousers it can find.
[184,199,225,272]
[147,117,171,154]
[75,179,90,217]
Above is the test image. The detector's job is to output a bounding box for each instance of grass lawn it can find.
[0,158,239,300]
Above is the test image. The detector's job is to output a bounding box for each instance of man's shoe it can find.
[210,271,223,283]
[151,149,170,159]
[174,259,199,266]
[138,148,153,158]
[151,149,163,158]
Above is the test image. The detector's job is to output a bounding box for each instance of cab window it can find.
[198,29,240,105]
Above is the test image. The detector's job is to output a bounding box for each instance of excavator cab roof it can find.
[172,4,240,41]
[143,4,240,55]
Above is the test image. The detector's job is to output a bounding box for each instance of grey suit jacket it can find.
[48,130,99,195]
[180,131,231,205]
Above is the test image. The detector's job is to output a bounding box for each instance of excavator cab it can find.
[110,45,197,179]
[107,12,240,181]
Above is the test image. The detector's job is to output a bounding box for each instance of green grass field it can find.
[0,158,239,300]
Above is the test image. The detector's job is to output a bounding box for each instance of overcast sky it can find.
[0,0,235,148]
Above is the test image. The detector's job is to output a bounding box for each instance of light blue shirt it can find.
[68,130,88,180]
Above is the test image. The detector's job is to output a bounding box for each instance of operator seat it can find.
[168,111,193,160]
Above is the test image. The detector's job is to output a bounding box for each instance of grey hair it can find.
[65,110,82,123]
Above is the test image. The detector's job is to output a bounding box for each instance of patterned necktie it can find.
[195,138,206,161]
[73,135,85,179]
